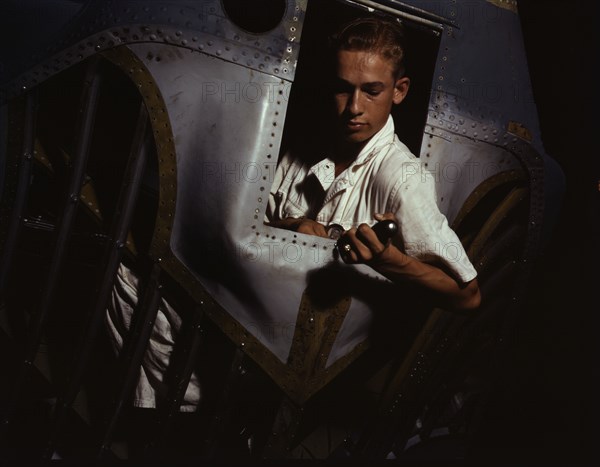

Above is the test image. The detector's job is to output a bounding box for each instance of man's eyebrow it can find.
[333,77,386,88]
[362,81,385,89]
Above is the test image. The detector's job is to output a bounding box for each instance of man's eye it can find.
[365,89,381,97]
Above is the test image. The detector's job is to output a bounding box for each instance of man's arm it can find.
[266,217,329,238]
[339,213,481,312]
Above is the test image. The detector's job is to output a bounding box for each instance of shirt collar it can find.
[352,115,396,168]
[309,158,336,191]
[309,115,396,191]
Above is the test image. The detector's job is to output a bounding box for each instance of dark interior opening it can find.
[221,0,287,34]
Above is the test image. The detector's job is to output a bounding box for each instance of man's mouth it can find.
[345,121,366,131]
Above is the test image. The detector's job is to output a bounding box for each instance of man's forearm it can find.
[372,247,481,312]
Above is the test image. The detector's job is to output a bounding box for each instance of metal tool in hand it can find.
[331,220,398,255]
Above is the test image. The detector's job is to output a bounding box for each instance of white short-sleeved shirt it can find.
[267,115,477,283]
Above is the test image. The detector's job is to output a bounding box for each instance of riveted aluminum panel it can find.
[129,42,393,366]
[423,91,524,223]
[420,0,544,155]
[2,0,307,100]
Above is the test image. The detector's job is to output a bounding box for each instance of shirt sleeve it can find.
[265,151,293,223]
[389,162,478,283]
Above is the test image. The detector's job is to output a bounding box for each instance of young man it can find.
[267,17,480,312]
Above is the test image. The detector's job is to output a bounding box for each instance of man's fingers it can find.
[315,225,329,238]
[374,212,396,222]
[356,223,385,255]
[342,228,376,262]
[296,219,328,238]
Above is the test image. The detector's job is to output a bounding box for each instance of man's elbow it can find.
[453,279,481,313]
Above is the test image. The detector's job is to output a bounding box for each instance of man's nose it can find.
[347,89,363,115]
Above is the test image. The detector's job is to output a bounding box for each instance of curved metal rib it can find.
[45,100,150,458]
[2,58,101,434]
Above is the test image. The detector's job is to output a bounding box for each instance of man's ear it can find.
[393,77,410,105]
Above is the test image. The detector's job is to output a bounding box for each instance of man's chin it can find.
[341,132,370,145]
[335,123,375,145]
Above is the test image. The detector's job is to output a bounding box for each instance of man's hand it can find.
[339,213,403,265]
[296,218,329,237]
[267,217,329,238]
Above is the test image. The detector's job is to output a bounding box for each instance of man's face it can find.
[333,50,409,145]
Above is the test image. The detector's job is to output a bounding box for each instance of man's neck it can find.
[332,139,367,177]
